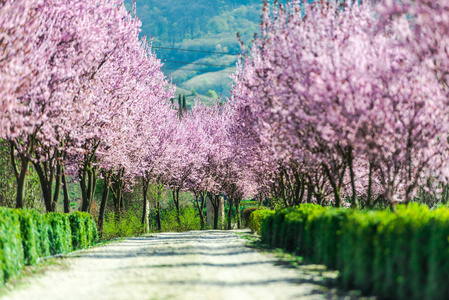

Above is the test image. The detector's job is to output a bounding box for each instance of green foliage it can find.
[248,209,274,235]
[0,207,24,283]
[0,139,43,209]
[30,210,51,257]
[261,203,449,300]
[241,206,258,227]
[16,209,39,265]
[0,208,97,285]
[425,207,449,300]
[208,89,218,99]
[68,211,98,250]
[123,0,280,98]
[69,212,88,250]
[85,213,98,246]
[45,213,73,255]
[159,206,201,232]
[103,209,144,240]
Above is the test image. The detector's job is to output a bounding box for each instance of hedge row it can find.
[0,208,98,285]
[248,209,275,234]
[260,204,449,300]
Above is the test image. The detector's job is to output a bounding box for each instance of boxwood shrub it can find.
[248,209,275,235]
[0,208,24,284]
[0,208,98,285]
[261,203,449,300]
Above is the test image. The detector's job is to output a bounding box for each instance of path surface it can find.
[2,230,365,300]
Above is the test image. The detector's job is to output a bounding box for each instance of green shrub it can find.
[68,212,98,250]
[0,208,24,283]
[45,213,73,255]
[69,212,88,250]
[103,209,144,240]
[260,203,449,300]
[260,210,275,244]
[85,214,98,246]
[311,208,350,269]
[16,209,39,265]
[339,210,380,292]
[248,209,274,235]
[425,208,449,300]
[0,208,97,286]
[242,207,258,227]
[29,210,51,258]
[159,206,201,232]
[178,206,201,231]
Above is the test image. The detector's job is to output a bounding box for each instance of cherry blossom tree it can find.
[229,0,448,209]
[1,0,174,214]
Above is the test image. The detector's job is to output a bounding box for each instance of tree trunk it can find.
[194,192,206,229]
[323,164,342,208]
[347,148,359,209]
[62,166,71,213]
[10,140,32,209]
[141,179,150,233]
[156,201,162,231]
[213,203,219,229]
[33,162,55,212]
[52,160,62,212]
[80,164,98,213]
[367,160,373,208]
[12,157,29,209]
[297,178,305,205]
[172,189,181,227]
[98,173,111,238]
[227,195,234,230]
[208,193,220,230]
[235,198,241,229]
[112,172,123,215]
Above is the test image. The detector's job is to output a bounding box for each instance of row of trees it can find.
[228,0,449,210]
[0,0,259,233]
[4,0,449,235]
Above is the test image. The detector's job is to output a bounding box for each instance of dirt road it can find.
[2,230,363,300]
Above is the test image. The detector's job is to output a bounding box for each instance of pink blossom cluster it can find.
[228,0,449,208]
[0,0,176,211]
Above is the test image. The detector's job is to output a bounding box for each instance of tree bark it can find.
[194,191,206,229]
[62,166,71,213]
[323,164,342,208]
[172,188,181,227]
[141,178,150,233]
[235,197,241,229]
[367,160,373,208]
[227,195,234,230]
[156,201,162,231]
[98,171,111,238]
[33,161,55,212]
[10,143,30,209]
[51,160,62,211]
[80,164,98,213]
[347,147,359,209]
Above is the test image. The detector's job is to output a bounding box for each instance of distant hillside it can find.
[175,87,216,109]
[125,0,282,100]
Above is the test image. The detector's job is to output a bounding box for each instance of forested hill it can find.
[124,0,282,101]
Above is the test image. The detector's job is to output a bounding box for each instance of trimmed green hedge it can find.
[260,203,449,300]
[0,208,24,283]
[248,209,275,234]
[0,208,98,285]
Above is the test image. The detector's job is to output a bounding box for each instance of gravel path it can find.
[2,230,360,300]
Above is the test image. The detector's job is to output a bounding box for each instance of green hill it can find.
[125,0,283,100]
[174,87,216,109]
